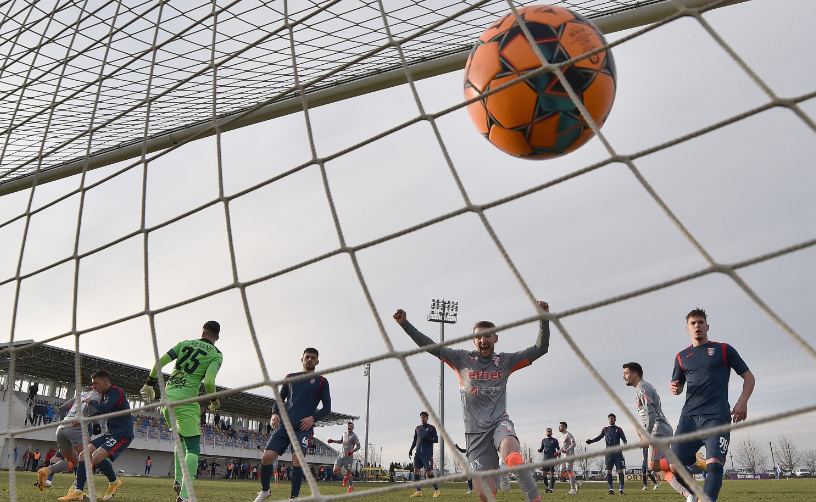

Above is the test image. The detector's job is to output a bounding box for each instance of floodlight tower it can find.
[364,363,371,468]
[427,299,458,476]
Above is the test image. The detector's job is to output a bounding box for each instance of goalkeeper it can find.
[141,320,223,502]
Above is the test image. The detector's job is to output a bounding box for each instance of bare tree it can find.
[801,449,816,475]
[574,444,591,477]
[520,442,536,464]
[775,435,802,471]
[733,435,768,473]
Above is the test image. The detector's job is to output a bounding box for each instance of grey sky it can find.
[2,0,815,472]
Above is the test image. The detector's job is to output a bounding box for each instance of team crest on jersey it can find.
[707,348,715,356]
[310,378,315,384]
[492,355,500,367]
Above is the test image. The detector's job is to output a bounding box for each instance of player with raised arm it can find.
[558,422,578,495]
[254,348,331,502]
[623,362,694,499]
[327,422,360,492]
[59,369,134,501]
[538,428,559,493]
[394,300,549,502]
[140,320,223,502]
[587,414,628,495]
[408,411,440,497]
[669,309,755,502]
[36,388,100,492]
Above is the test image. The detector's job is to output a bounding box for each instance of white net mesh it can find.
[2,0,816,501]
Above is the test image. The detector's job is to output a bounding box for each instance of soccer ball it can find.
[463,4,617,160]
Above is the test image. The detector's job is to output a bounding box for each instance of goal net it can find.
[2,0,815,501]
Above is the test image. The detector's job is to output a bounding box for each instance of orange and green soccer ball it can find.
[463,4,616,160]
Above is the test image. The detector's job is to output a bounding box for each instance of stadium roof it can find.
[0,340,357,426]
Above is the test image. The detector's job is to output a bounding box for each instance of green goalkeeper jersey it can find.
[163,338,223,401]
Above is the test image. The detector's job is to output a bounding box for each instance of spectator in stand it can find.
[28,382,39,402]
[45,403,55,424]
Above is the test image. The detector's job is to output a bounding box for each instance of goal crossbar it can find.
[0,0,748,197]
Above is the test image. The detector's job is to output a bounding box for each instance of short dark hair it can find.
[347,422,354,426]
[203,320,220,336]
[91,369,110,380]
[623,362,643,378]
[546,427,552,431]
[419,411,429,417]
[473,320,496,332]
[303,347,319,358]
[686,308,707,322]
[608,413,616,419]
[560,421,567,428]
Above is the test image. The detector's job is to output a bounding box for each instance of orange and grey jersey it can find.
[401,319,549,433]
[57,389,100,430]
[635,380,672,436]
[561,432,576,456]
[340,431,361,455]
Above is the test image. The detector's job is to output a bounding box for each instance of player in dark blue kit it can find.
[60,369,134,501]
[587,414,627,495]
[253,348,331,502]
[669,309,754,502]
[409,411,440,497]
[537,428,559,493]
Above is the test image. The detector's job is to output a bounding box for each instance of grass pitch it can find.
[3,472,814,502]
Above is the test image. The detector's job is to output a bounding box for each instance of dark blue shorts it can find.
[265,426,312,455]
[414,454,433,471]
[542,465,556,473]
[671,414,730,465]
[604,453,625,471]
[91,433,131,462]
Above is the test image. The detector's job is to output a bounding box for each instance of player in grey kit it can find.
[327,422,360,492]
[623,362,691,499]
[394,300,549,502]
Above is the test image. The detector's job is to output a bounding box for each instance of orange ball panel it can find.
[486,75,537,129]
[582,72,616,124]
[464,87,489,135]
[488,125,533,156]
[501,33,544,72]
[479,12,518,43]
[520,5,575,28]
[466,42,502,93]
[528,114,560,149]
[560,21,605,71]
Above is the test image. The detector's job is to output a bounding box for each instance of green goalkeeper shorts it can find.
[162,402,201,438]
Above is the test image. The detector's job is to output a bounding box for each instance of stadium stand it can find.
[1,340,356,476]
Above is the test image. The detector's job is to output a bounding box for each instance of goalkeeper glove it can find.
[209,399,220,412]
[140,378,156,402]
[327,439,334,443]
[92,423,102,435]
[347,451,353,456]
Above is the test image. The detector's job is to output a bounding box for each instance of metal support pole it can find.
[427,299,458,478]
[364,364,371,468]
[439,321,445,477]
